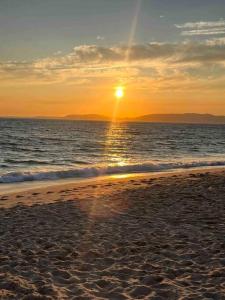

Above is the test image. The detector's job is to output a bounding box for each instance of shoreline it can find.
[0,165,225,197]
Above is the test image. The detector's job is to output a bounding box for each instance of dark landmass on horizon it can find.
[63,113,225,124]
[1,113,225,124]
[65,114,109,121]
[134,113,225,124]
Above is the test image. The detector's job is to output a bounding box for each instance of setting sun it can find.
[115,86,124,99]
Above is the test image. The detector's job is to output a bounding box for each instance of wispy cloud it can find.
[175,19,225,36]
[181,29,225,36]
[175,19,225,29]
[61,42,225,64]
[206,37,225,46]
[0,41,225,92]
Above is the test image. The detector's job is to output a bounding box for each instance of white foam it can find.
[0,160,225,184]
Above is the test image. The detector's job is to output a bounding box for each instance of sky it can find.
[0,0,225,117]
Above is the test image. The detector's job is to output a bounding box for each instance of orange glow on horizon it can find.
[0,83,224,118]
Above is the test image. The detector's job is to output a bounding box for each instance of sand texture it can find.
[0,169,225,299]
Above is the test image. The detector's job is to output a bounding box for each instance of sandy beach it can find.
[0,168,225,299]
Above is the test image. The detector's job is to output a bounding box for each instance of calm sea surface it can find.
[0,118,225,184]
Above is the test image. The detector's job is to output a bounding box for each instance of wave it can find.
[0,160,225,184]
[4,159,51,165]
[4,158,91,166]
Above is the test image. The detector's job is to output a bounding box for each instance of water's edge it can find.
[0,164,224,195]
[1,160,225,184]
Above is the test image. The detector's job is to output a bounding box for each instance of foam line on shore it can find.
[1,159,225,184]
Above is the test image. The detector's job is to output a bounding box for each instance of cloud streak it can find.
[175,19,225,36]
[181,29,225,36]
[175,19,225,29]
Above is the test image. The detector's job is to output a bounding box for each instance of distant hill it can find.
[134,113,225,124]
[63,113,225,124]
[64,114,109,121]
[9,113,224,124]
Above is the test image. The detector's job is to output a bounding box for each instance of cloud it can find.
[175,19,225,29]
[174,43,225,63]
[96,36,105,41]
[1,42,225,71]
[206,37,225,46]
[175,19,225,36]
[0,41,225,91]
[64,42,225,64]
[181,29,225,36]
[53,50,62,55]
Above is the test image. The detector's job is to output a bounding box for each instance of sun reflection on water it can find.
[110,173,133,179]
[104,122,129,167]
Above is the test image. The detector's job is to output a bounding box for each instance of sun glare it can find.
[115,86,124,99]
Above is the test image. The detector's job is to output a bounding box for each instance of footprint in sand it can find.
[32,193,40,196]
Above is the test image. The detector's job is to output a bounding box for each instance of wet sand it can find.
[0,168,225,299]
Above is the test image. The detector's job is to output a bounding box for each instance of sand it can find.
[0,168,225,299]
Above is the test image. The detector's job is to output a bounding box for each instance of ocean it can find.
[0,118,225,185]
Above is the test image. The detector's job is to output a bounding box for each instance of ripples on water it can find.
[0,118,225,183]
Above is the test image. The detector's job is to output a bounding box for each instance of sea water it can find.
[0,118,225,185]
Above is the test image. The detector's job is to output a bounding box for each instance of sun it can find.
[115,86,124,99]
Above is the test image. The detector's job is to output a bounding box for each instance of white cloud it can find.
[96,36,105,41]
[53,51,62,55]
[175,19,225,36]
[181,28,225,36]
[175,19,225,29]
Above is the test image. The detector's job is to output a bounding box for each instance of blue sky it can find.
[1,0,225,60]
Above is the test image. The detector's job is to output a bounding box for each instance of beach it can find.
[0,168,225,299]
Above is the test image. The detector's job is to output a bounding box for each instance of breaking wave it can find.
[0,160,225,184]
